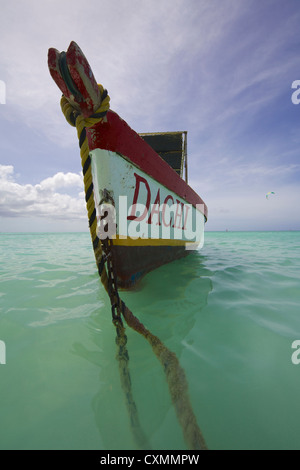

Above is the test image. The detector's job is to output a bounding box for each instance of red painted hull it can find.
[87,111,208,288]
[87,110,208,220]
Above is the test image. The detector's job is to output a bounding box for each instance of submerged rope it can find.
[60,87,207,450]
[122,305,207,450]
[115,325,150,449]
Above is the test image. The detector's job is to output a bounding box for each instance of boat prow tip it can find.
[47,41,102,117]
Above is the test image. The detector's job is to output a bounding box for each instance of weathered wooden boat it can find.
[48,42,208,288]
[48,44,209,450]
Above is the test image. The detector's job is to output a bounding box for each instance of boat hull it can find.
[90,141,206,288]
[111,244,189,288]
[48,42,207,288]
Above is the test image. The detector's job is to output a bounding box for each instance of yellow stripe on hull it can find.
[111,235,199,248]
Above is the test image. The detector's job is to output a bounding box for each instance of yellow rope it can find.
[60,86,111,292]
[60,87,208,450]
[61,86,151,449]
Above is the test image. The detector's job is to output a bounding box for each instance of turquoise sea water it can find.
[0,231,300,450]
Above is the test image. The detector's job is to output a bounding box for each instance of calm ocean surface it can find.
[0,231,300,450]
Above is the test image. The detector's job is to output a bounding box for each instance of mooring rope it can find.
[115,326,150,450]
[60,87,207,450]
[122,305,208,450]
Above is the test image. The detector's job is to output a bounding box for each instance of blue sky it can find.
[0,0,300,232]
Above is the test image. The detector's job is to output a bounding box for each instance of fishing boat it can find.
[48,42,208,288]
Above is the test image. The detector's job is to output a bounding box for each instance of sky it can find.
[0,0,300,232]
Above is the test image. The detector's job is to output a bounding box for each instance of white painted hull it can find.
[91,149,205,248]
[90,149,206,287]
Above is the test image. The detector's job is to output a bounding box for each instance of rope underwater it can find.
[60,86,208,451]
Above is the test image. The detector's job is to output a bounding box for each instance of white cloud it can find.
[1,0,299,232]
[0,164,85,220]
[0,0,248,139]
[0,165,14,180]
[1,0,298,144]
[37,172,82,192]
